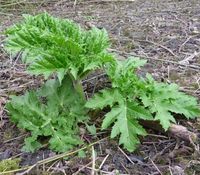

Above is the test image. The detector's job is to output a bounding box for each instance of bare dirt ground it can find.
[0,0,200,174]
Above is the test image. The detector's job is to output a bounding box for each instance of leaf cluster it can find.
[5,13,114,81]
[6,75,87,152]
[86,58,200,151]
[5,13,200,153]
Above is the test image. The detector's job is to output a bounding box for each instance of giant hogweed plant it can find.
[5,13,200,153]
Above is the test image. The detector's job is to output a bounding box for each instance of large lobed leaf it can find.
[106,58,200,131]
[86,57,200,151]
[140,74,200,130]
[6,75,87,152]
[86,88,153,152]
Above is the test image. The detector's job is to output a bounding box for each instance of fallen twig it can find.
[136,39,178,57]
[141,120,199,146]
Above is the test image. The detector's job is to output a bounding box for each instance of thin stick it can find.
[179,36,192,52]
[149,158,163,175]
[3,134,27,143]
[98,154,109,170]
[136,39,177,57]
[73,0,77,8]
[84,166,113,174]
[17,163,38,175]
[91,146,96,175]
[168,166,173,175]
[46,160,60,172]
[118,146,135,165]
[73,159,99,175]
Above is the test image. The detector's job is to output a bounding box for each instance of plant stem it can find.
[67,73,86,101]
[74,80,86,101]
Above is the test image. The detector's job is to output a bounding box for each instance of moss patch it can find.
[0,158,20,175]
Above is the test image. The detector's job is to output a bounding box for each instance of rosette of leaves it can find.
[86,58,200,152]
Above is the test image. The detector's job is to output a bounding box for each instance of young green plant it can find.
[5,13,114,152]
[5,13,200,153]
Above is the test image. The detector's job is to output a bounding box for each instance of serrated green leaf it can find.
[105,101,147,152]
[155,110,176,131]
[88,88,151,151]
[140,75,200,130]
[85,89,122,109]
[86,124,97,135]
[102,107,121,129]
[5,13,114,80]
[49,131,82,152]
[57,68,66,84]
[22,136,42,153]
[6,75,87,153]
[127,101,153,120]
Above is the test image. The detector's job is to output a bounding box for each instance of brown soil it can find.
[0,0,200,174]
